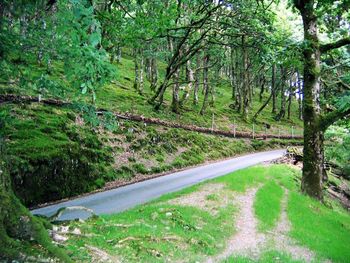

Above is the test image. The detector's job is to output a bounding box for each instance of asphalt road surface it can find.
[32,149,285,220]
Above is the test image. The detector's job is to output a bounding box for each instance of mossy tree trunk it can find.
[296,0,324,200]
[295,0,350,200]
[0,161,71,262]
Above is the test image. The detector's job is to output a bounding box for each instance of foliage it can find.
[325,125,350,174]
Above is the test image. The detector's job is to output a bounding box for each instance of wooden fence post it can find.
[211,113,215,132]
[252,123,255,139]
[233,119,236,138]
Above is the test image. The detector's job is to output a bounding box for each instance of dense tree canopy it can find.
[0,0,349,260]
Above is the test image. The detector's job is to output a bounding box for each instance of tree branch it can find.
[320,37,350,53]
[320,108,350,131]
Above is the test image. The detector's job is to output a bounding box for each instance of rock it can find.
[165,212,172,217]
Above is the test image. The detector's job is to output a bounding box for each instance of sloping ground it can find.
[0,94,302,139]
[59,165,350,263]
[0,55,304,136]
[0,101,300,207]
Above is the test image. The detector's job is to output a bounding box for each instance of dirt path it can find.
[272,190,317,262]
[206,188,265,263]
[206,187,327,263]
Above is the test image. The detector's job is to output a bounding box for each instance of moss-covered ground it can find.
[0,100,301,207]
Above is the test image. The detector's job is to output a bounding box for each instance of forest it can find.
[0,0,350,262]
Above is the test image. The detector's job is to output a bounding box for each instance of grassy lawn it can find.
[254,181,284,231]
[63,164,350,262]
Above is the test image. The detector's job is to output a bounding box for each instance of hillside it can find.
[1,0,349,262]
[0,53,302,207]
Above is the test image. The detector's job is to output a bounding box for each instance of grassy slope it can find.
[0,54,303,206]
[1,55,304,135]
[64,165,350,263]
[96,56,303,135]
[0,101,300,206]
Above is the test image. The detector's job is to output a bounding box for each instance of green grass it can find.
[254,181,284,231]
[288,192,350,263]
[1,55,304,136]
[64,165,350,262]
[66,193,236,262]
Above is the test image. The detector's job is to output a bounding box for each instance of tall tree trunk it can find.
[230,47,236,100]
[139,53,144,94]
[116,45,121,64]
[235,49,242,111]
[200,53,210,115]
[150,58,158,92]
[271,64,277,114]
[276,66,287,120]
[133,51,139,91]
[242,35,249,120]
[180,59,194,106]
[287,77,294,119]
[297,70,303,120]
[171,69,181,113]
[193,53,201,105]
[295,0,324,200]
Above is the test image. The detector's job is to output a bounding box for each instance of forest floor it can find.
[52,162,350,263]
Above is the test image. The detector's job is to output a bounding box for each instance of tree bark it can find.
[0,159,71,261]
[200,53,210,115]
[171,69,181,113]
[271,64,277,114]
[242,35,249,120]
[193,53,201,105]
[297,70,303,120]
[287,77,294,119]
[276,66,287,120]
[295,0,324,200]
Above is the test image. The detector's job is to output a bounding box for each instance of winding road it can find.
[31,149,285,220]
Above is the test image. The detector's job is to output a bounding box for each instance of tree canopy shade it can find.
[1,0,350,260]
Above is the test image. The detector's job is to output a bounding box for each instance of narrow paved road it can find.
[32,149,285,220]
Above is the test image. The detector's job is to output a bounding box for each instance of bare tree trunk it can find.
[193,53,201,105]
[171,69,180,113]
[133,50,139,91]
[297,71,303,120]
[271,64,277,114]
[242,35,249,120]
[276,66,287,120]
[116,45,121,64]
[287,77,294,119]
[235,49,242,111]
[259,66,265,102]
[180,59,194,106]
[139,53,144,94]
[149,58,158,92]
[230,47,236,100]
[200,53,210,115]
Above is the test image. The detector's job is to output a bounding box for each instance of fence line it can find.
[0,94,303,140]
